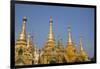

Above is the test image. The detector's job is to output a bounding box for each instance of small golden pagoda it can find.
[40,16,56,64]
[27,34,35,64]
[15,16,33,66]
[64,26,78,63]
[78,37,90,62]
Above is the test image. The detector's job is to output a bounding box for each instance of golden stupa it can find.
[15,16,34,65]
[64,26,78,63]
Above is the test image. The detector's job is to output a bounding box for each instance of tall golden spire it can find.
[67,26,72,44]
[18,16,27,40]
[80,36,84,51]
[47,16,54,41]
[79,36,87,54]
[79,36,90,61]
[41,16,55,64]
[64,26,78,63]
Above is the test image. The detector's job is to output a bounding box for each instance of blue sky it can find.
[15,4,95,58]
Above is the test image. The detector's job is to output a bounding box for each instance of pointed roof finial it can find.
[67,25,72,43]
[18,16,27,40]
[23,16,27,21]
[50,16,53,23]
[47,16,54,40]
[50,16,52,20]
[68,25,71,32]
[22,16,27,32]
[80,36,84,51]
